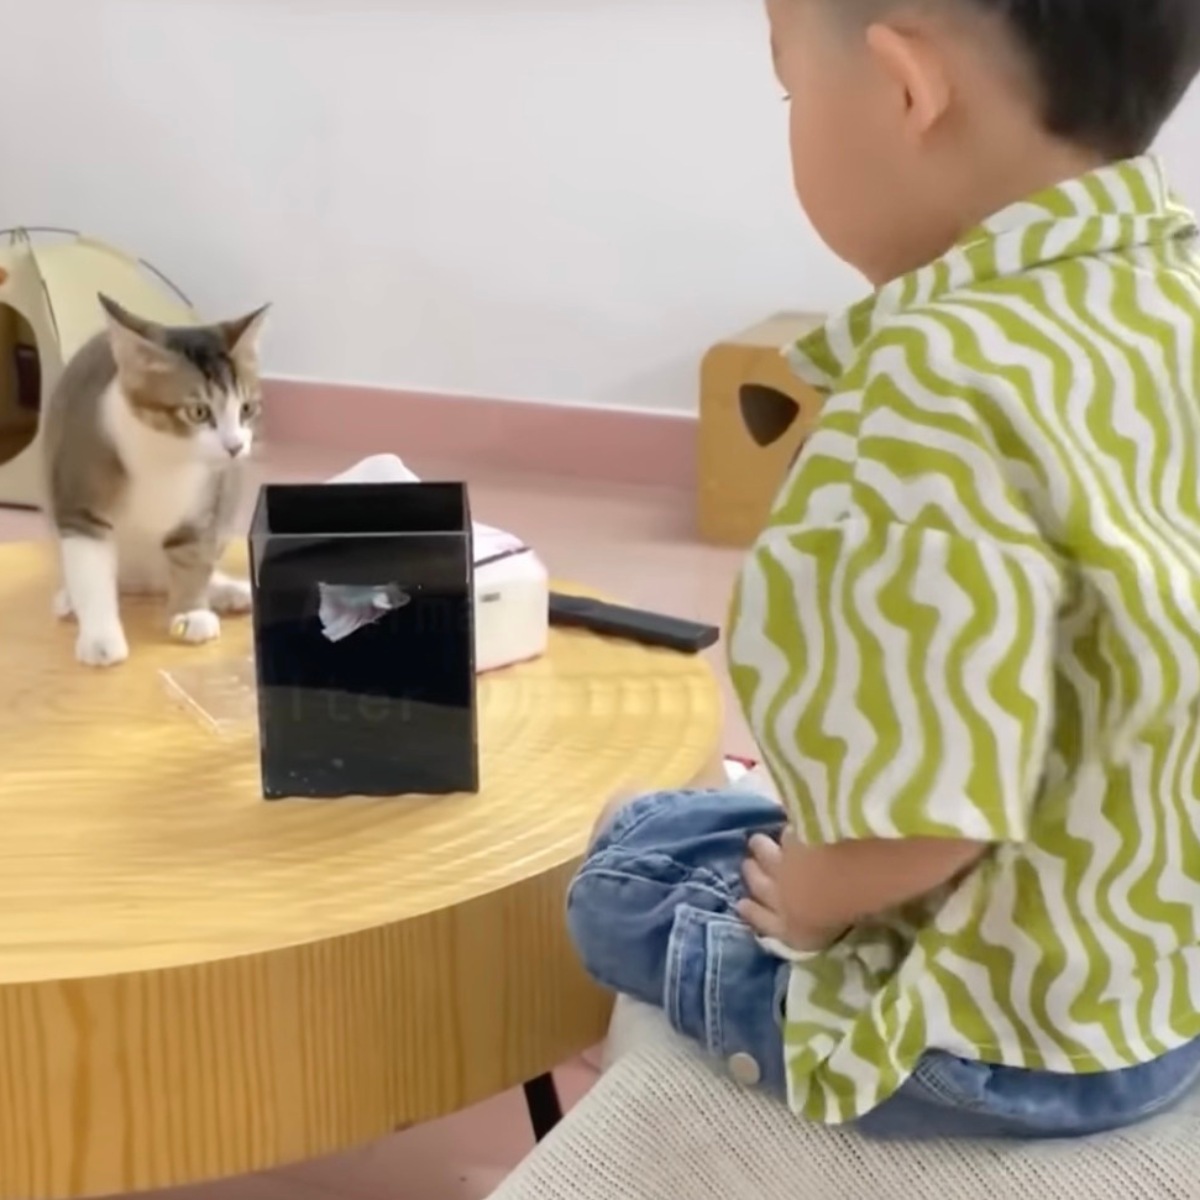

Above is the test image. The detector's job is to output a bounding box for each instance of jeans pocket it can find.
[907,1052,995,1112]
[665,903,788,1099]
[902,1041,1200,1140]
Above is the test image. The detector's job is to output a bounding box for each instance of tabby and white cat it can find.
[41,295,270,667]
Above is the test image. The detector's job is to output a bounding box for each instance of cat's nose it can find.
[223,437,247,458]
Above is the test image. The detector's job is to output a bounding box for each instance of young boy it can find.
[566,0,1200,1140]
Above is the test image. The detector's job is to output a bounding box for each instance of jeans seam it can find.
[910,1051,1200,1130]
[910,1058,991,1112]
[596,795,662,845]
[665,905,690,1033]
[707,916,725,1059]
[568,864,729,907]
[570,863,735,909]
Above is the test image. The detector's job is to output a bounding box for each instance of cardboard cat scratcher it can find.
[697,312,826,546]
[0,228,194,509]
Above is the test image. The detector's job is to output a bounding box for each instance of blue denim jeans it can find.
[566,787,1200,1140]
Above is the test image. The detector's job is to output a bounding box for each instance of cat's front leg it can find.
[208,570,253,615]
[60,535,129,667]
[163,529,222,645]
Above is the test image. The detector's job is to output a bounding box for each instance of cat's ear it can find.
[98,294,175,384]
[219,304,270,372]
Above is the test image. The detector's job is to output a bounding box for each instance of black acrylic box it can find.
[248,482,478,799]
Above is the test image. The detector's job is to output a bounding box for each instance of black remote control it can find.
[548,593,720,654]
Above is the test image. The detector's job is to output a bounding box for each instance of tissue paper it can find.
[317,581,412,643]
[327,455,549,673]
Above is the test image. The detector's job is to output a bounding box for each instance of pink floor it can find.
[0,442,751,1200]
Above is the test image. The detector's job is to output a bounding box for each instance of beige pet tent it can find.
[0,228,194,508]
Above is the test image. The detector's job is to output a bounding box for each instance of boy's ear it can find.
[740,384,802,448]
[865,19,951,138]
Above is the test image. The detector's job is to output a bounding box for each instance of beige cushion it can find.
[491,999,1200,1199]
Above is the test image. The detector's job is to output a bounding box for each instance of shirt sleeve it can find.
[730,369,1064,846]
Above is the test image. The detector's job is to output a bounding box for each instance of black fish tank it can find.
[248,482,478,800]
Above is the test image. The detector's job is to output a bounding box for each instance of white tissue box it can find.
[327,455,549,674]
[474,531,550,673]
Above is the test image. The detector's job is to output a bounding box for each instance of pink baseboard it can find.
[263,378,697,489]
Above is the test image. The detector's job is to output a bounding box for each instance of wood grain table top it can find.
[0,541,722,1198]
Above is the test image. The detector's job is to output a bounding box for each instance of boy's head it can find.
[769,0,1200,284]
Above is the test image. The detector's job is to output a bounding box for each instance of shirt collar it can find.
[787,155,1199,392]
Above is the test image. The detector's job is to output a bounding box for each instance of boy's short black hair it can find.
[895,0,1200,159]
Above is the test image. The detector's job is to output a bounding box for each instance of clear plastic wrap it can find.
[159,656,258,736]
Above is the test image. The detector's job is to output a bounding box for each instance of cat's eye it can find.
[185,403,211,424]
[240,400,258,420]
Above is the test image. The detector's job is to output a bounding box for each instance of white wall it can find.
[4,0,1200,414]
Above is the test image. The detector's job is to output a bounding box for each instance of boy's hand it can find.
[737,829,988,954]
[738,831,843,953]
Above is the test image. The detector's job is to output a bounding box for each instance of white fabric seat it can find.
[490,998,1200,1199]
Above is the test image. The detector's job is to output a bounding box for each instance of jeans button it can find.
[728,1052,761,1087]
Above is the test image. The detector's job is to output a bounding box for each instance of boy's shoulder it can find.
[797,156,1200,407]
[782,158,1200,525]
[842,233,1200,431]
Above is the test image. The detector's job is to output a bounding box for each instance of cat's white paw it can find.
[52,588,75,621]
[75,623,129,668]
[170,609,221,645]
[208,573,252,615]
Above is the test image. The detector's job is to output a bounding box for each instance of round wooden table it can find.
[0,542,722,1200]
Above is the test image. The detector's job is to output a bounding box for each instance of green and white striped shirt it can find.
[728,156,1200,1123]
